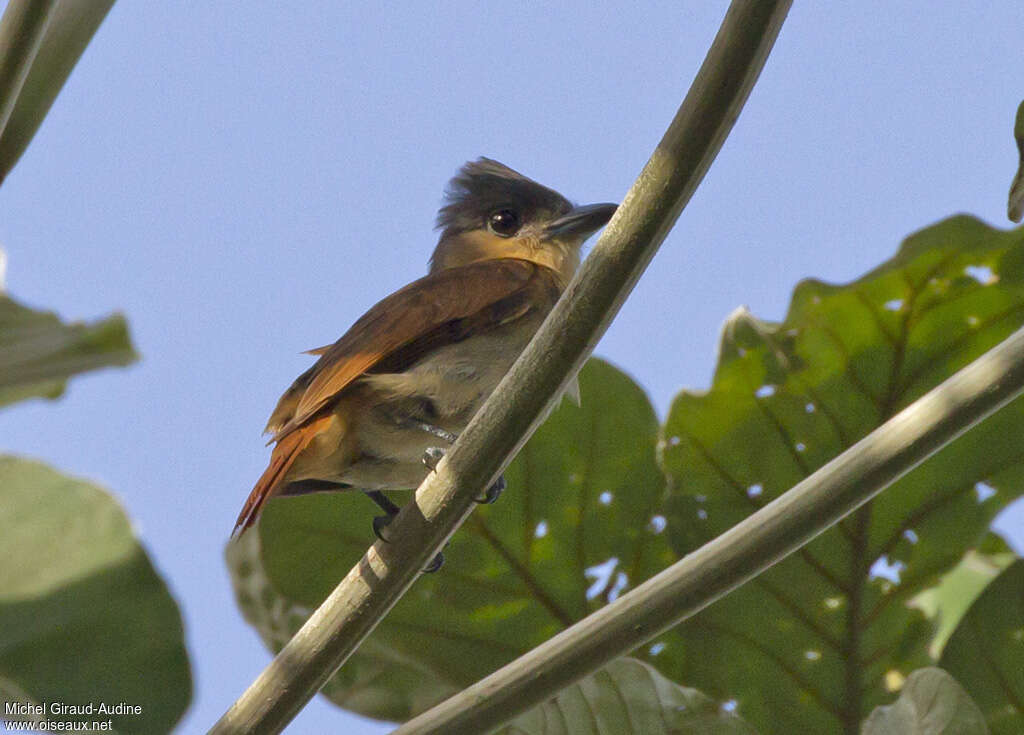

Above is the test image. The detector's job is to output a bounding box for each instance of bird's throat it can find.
[430,230,579,287]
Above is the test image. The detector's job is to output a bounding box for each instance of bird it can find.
[233,158,616,565]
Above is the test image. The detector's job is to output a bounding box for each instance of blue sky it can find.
[1,3,1022,733]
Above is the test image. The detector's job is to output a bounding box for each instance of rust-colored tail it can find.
[232,418,327,536]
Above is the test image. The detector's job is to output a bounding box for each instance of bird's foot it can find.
[366,490,444,573]
[367,490,401,542]
[421,447,506,504]
[476,473,506,504]
[422,551,445,574]
[372,513,393,542]
[423,446,446,472]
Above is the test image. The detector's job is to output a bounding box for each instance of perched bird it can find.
[234,158,616,555]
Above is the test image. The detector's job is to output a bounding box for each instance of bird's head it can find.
[430,158,616,284]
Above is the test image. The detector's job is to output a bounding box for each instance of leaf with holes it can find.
[861,667,989,735]
[938,559,1024,734]
[0,294,136,409]
[911,536,1016,657]
[227,358,676,722]
[660,216,1024,733]
[0,457,191,733]
[497,657,757,735]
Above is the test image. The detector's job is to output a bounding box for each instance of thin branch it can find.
[209,1,792,732]
[393,318,1024,735]
[0,0,116,183]
[1009,99,1023,223]
[0,0,58,139]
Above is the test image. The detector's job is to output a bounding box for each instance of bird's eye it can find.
[487,209,521,237]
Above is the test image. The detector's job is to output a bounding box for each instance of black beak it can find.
[542,202,617,240]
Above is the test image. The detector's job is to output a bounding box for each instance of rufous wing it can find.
[236,258,560,534]
[271,258,556,440]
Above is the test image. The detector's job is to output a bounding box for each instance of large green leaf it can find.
[939,560,1024,735]
[0,456,191,733]
[0,293,136,408]
[661,216,1024,733]
[911,537,1016,657]
[498,657,757,735]
[0,0,116,184]
[227,358,680,722]
[861,667,989,735]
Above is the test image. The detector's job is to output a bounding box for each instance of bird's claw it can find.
[422,449,505,505]
[475,474,506,504]
[423,446,446,471]
[371,512,445,572]
[372,513,392,542]
[422,551,445,574]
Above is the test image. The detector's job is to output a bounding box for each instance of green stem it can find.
[0,0,56,140]
[207,1,793,733]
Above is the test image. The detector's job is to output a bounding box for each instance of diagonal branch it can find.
[392,307,1024,735]
[0,0,117,184]
[0,0,57,140]
[208,1,792,732]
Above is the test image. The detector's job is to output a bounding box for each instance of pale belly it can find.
[284,312,578,493]
[337,317,541,490]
